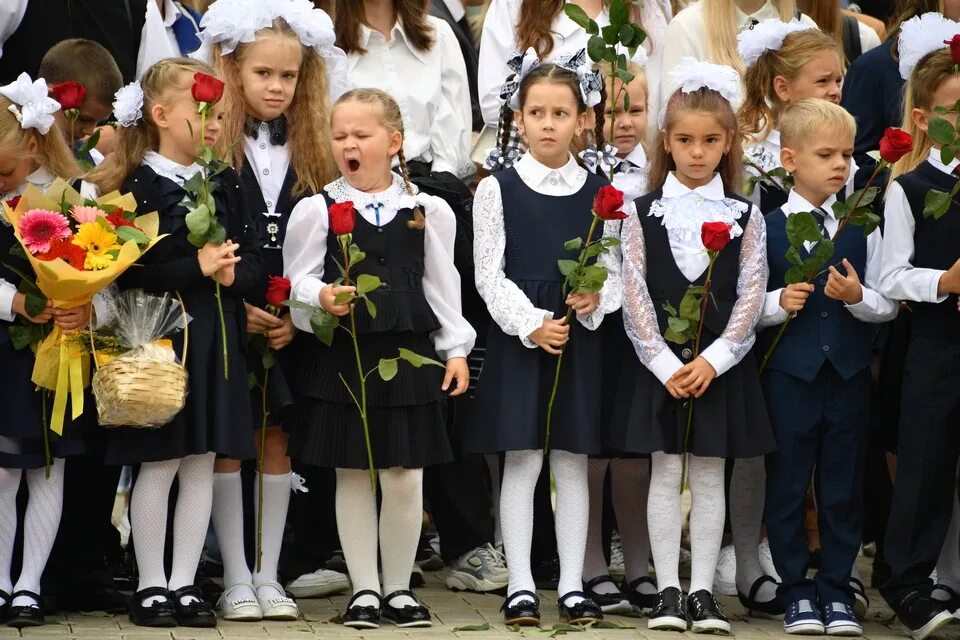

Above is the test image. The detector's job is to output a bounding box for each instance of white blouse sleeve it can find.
[282,194,330,332]
[577,219,623,330]
[0,279,15,322]
[878,181,947,303]
[473,175,553,347]
[477,0,520,128]
[0,0,26,58]
[621,204,685,385]
[431,18,474,178]
[421,194,477,360]
[700,207,769,377]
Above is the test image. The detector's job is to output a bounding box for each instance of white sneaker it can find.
[286,568,351,598]
[759,538,782,582]
[255,581,300,621]
[715,545,737,596]
[444,544,509,592]
[608,532,625,578]
[217,584,262,621]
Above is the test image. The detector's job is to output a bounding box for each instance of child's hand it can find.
[266,314,296,350]
[939,258,960,296]
[54,303,92,332]
[566,292,600,316]
[246,302,284,333]
[319,284,355,316]
[780,283,814,313]
[529,318,569,355]
[13,293,53,324]
[198,241,240,278]
[671,356,717,398]
[665,377,690,400]
[441,356,470,396]
[825,259,863,304]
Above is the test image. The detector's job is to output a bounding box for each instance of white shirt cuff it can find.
[701,340,736,378]
[930,271,950,303]
[520,309,553,349]
[291,279,324,333]
[649,349,685,386]
[761,289,789,325]
[438,345,469,361]
[0,281,15,322]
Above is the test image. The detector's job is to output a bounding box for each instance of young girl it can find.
[878,16,960,637]
[0,73,89,629]
[608,58,774,634]
[87,57,263,628]
[466,59,618,626]
[282,88,474,629]
[199,0,347,621]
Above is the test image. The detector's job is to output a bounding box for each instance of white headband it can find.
[659,58,742,128]
[737,19,818,69]
[898,12,960,79]
[112,81,144,128]
[0,73,61,135]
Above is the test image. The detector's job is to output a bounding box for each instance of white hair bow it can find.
[0,73,61,136]
[113,81,144,128]
[737,19,817,69]
[898,12,960,79]
[659,58,742,128]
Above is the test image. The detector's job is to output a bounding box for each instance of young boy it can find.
[757,98,897,637]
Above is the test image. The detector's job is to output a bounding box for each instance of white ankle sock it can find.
[336,468,381,608]
[0,467,22,603]
[501,450,543,605]
[252,471,291,588]
[131,458,180,605]
[552,450,589,606]
[648,452,682,591]
[583,459,617,593]
[212,471,253,592]
[379,468,422,609]
[168,453,215,595]
[611,458,652,585]
[688,455,725,594]
[730,456,775,601]
[11,460,64,607]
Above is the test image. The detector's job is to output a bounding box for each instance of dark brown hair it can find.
[518,0,648,58]
[335,0,435,55]
[38,39,123,108]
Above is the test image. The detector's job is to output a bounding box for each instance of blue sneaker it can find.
[822,602,862,636]
[784,599,825,635]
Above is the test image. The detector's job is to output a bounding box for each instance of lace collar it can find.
[515,152,586,190]
[651,173,748,245]
[143,151,202,187]
[323,173,418,211]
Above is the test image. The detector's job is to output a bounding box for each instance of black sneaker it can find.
[687,589,731,634]
[895,589,953,640]
[648,587,687,632]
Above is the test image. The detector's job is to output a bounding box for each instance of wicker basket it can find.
[92,299,189,429]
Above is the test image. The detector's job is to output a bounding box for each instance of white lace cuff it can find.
[701,339,737,377]
[649,349,684,386]
[520,309,553,348]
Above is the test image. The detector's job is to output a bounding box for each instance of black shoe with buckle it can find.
[687,589,731,634]
[6,590,44,629]
[649,587,687,631]
[171,585,216,627]
[737,575,784,619]
[343,590,382,629]
[583,575,632,615]
[128,587,177,628]
[558,591,603,625]
[624,577,658,616]
[501,590,540,626]
[895,588,953,640]
[381,590,432,628]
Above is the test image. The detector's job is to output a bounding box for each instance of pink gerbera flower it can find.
[19,209,72,255]
[71,204,104,224]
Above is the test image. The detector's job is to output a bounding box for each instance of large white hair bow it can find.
[898,12,960,80]
[737,19,817,69]
[660,58,742,128]
[0,73,61,136]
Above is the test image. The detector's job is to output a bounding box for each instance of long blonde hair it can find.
[212,19,337,197]
[0,97,81,184]
[87,58,215,194]
[704,0,799,74]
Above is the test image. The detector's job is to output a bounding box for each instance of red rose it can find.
[106,209,137,229]
[191,72,225,105]
[592,184,626,220]
[946,35,960,65]
[878,127,913,164]
[701,221,733,252]
[5,196,21,210]
[265,276,291,308]
[49,81,86,111]
[329,201,356,236]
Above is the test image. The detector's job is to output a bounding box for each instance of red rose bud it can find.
[191,73,225,105]
[593,184,625,220]
[265,276,292,308]
[946,35,960,65]
[701,221,733,252]
[49,81,86,111]
[329,201,356,236]
[878,127,913,164]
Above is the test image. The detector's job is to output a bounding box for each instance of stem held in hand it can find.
[215,276,228,380]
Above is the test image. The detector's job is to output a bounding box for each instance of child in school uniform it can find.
[283,88,474,630]
[757,98,897,637]
[87,57,263,629]
[608,58,775,634]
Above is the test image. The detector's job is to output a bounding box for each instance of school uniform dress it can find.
[877,150,960,606]
[465,153,619,455]
[283,175,475,470]
[104,152,262,465]
[757,189,896,606]
[608,173,774,458]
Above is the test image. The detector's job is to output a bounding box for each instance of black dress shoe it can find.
[583,575,632,614]
[128,587,177,627]
[932,584,960,613]
[171,585,216,628]
[895,589,953,640]
[558,591,603,625]
[343,590,382,629]
[382,590,432,628]
[0,589,9,623]
[687,589,730,634]
[7,590,44,629]
[737,575,784,619]
[501,590,540,626]
[648,587,687,631]
[58,584,128,614]
[624,577,658,615]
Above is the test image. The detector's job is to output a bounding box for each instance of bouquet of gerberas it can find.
[1,180,163,435]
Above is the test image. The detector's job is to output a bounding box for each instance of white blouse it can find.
[282,174,476,361]
[472,152,622,349]
[621,172,768,384]
[347,18,473,179]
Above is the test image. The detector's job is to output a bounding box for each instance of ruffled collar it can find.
[661,172,726,200]
[323,173,419,211]
[143,151,202,187]
[651,172,747,246]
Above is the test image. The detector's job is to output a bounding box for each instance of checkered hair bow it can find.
[580,143,620,174]
[500,47,541,111]
[484,146,520,172]
[555,49,604,108]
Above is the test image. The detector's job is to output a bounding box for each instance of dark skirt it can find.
[592,313,645,460]
[247,332,301,430]
[289,331,451,469]
[608,345,775,459]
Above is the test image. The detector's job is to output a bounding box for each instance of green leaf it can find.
[115,225,149,245]
[333,291,354,304]
[929,117,956,146]
[742,175,758,196]
[924,189,953,220]
[849,209,882,234]
[208,222,226,246]
[78,128,101,153]
[667,316,690,334]
[397,347,444,369]
[562,2,592,28]
[587,35,606,63]
[600,236,621,248]
[662,300,678,316]
[935,105,950,115]
[184,204,211,235]
[849,186,878,210]
[557,259,578,276]
[663,326,688,345]
[586,20,598,35]
[629,28,647,48]
[602,47,617,63]
[181,172,205,196]
[678,290,701,322]
[785,245,803,267]
[784,266,804,285]
[618,24,635,46]
[942,144,957,166]
[452,623,492,632]
[309,310,339,346]
[830,199,851,220]
[356,273,382,295]
[24,290,46,317]
[364,296,377,319]
[812,238,835,267]
[261,348,275,371]
[8,243,26,260]
[601,24,619,45]
[8,324,36,351]
[378,358,398,381]
[785,211,825,247]
[609,0,630,27]
[187,231,207,248]
[585,242,605,258]
[349,243,366,266]
[564,237,583,252]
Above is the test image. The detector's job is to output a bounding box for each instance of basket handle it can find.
[88,291,190,369]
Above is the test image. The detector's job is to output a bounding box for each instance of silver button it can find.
[261,124,268,131]
[820,311,828,318]
[263,168,270,176]
[260,143,266,149]
[550,175,558,185]
[822,344,830,352]
[681,348,693,360]
[266,200,273,208]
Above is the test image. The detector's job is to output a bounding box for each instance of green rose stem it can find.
[744,157,791,195]
[758,160,887,374]
[41,323,50,479]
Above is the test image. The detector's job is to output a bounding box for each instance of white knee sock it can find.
[12,459,65,606]
[211,471,252,592]
[730,456,775,601]
[379,468,423,608]
[611,458,653,587]
[552,450,589,605]
[169,452,215,603]
[648,452,682,591]
[936,490,960,592]
[583,458,616,591]
[336,468,380,608]
[0,467,21,603]
[252,471,291,593]
[688,455,726,594]
[132,458,180,604]
[501,449,543,606]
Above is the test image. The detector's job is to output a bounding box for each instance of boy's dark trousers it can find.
[764,364,869,606]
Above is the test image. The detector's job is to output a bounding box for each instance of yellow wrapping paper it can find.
[2,180,164,434]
